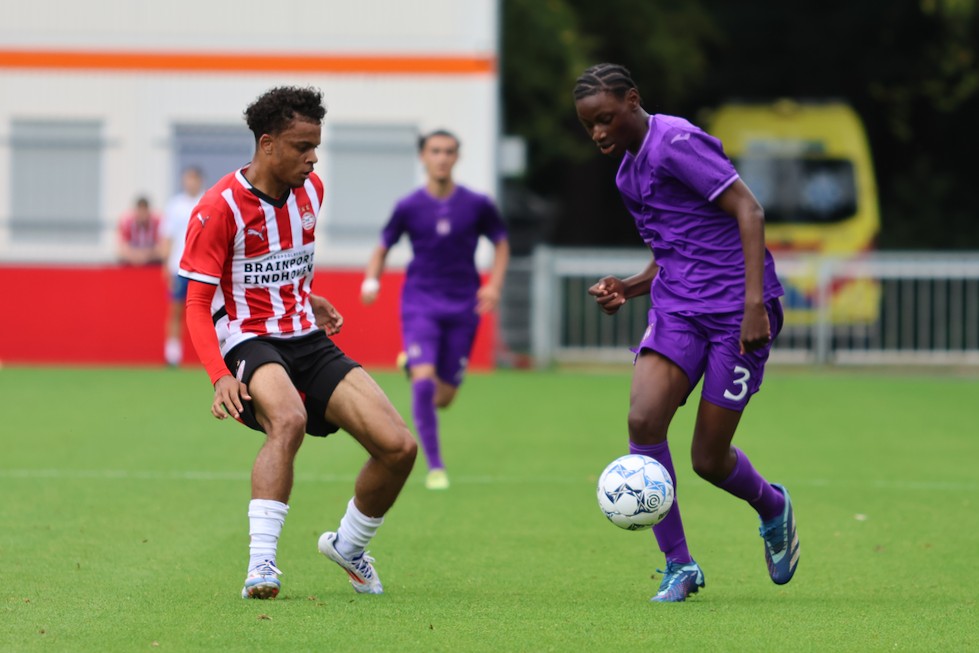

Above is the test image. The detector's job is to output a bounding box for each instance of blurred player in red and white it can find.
[117,196,162,266]
[179,86,416,600]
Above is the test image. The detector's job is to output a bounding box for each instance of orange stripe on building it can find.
[0,48,495,75]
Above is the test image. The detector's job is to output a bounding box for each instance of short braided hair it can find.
[572,63,638,101]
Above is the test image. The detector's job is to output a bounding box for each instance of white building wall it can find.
[0,0,499,265]
[0,1,496,53]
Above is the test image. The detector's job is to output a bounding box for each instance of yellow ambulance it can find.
[709,100,881,324]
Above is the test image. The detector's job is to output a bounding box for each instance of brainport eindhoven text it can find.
[242,254,315,285]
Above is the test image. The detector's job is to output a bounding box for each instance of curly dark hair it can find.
[244,86,326,142]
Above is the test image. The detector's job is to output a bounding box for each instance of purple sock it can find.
[630,440,693,565]
[411,378,442,470]
[716,448,785,522]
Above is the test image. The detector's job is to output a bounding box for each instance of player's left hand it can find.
[739,302,771,354]
[476,284,501,314]
[311,294,344,336]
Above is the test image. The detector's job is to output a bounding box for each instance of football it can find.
[597,454,675,530]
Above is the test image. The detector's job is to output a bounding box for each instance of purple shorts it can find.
[635,299,783,411]
[402,311,479,387]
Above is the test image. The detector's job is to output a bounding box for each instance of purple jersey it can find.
[381,185,507,315]
[616,115,783,313]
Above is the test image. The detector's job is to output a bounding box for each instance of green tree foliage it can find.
[501,0,592,188]
[700,0,979,248]
[502,0,718,193]
[869,0,979,247]
[502,0,979,249]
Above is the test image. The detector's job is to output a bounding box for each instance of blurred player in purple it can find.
[573,64,799,602]
[362,130,509,490]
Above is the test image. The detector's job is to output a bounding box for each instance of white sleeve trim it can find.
[178,269,220,285]
[708,173,740,202]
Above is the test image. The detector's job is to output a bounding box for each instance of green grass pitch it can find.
[1,365,976,652]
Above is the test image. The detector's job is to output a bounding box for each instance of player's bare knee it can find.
[434,382,457,408]
[401,437,418,471]
[690,450,727,484]
[627,410,667,443]
[434,395,454,409]
[377,429,416,476]
[397,430,418,470]
[262,408,307,451]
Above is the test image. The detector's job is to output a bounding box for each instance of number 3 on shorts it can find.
[723,365,751,401]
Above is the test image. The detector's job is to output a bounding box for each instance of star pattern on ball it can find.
[598,455,675,530]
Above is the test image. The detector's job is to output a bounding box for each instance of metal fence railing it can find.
[529,247,979,367]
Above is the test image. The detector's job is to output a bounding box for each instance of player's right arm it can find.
[362,202,406,304]
[360,244,389,305]
[179,201,250,419]
[185,280,251,419]
[588,254,659,315]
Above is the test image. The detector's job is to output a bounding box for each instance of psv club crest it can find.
[300,204,316,232]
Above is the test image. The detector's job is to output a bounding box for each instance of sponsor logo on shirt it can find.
[196,213,210,227]
[436,218,451,236]
[241,248,315,286]
[670,132,692,144]
[246,226,266,241]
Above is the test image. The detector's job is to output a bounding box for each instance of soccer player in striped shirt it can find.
[573,64,800,602]
[180,86,417,599]
[117,196,162,266]
[360,130,509,490]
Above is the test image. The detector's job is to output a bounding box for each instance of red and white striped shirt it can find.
[180,168,323,355]
[118,212,161,249]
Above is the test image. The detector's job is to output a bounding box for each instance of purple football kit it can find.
[617,114,785,411]
[383,184,506,473]
[612,114,790,582]
[381,185,507,386]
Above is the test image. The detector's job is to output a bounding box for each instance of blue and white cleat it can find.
[241,560,282,599]
[650,561,705,602]
[759,483,800,585]
[317,532,384,594]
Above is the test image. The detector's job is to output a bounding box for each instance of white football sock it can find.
[164,338,182,366]
[335,498,384,560]
[247,499,289,571]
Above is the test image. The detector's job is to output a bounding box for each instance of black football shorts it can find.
[223,330,360,437]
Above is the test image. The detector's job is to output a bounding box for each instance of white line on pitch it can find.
[0,468,975,492]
